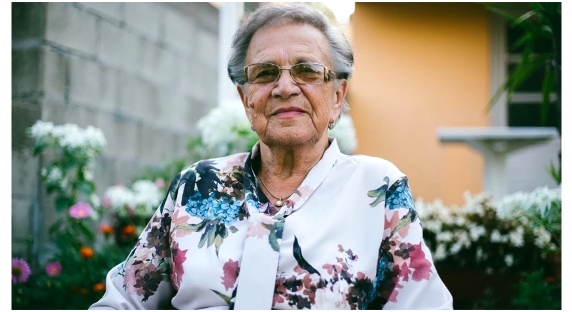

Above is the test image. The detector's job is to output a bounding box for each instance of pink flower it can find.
[12,258,31,284]
[69,202,93,219]
[45,262,62,277]
[155,178,166,188]
[103,197,112,209]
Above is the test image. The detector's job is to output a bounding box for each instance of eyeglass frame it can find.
[242,62,337,85]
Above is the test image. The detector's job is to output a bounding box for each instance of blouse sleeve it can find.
[367,177,453,309]
[89,175,182,310]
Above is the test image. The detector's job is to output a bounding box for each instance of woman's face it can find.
[237,22,347,148]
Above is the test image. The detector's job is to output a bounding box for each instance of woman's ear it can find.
[332,80,347,118]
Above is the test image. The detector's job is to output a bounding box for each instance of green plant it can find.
[12,121,132,309]
[485,3,562,186]
[511,269,561,309]
[417,188,559,275]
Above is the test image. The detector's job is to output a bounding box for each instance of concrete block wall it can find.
[12,2,220,258]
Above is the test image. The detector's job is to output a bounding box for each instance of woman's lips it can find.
[275,111,304,117]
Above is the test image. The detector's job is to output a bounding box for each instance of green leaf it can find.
[77,180,95,195]
[229,225,239,233]
[214,235,224,257]
[206,223,216,247]
[78,221,96,242]
[198,223,214,248]
[33,140,47,155]
[541,68,555,124]
[211,289,231,304]
[197,229,209,248]
[55,196,73,212]
[174,220,207,233]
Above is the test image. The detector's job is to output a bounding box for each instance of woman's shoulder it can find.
[339,153,406,182]
[179,152,250,175]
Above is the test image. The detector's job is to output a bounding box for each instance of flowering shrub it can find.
[12,121,129,309]
[417,187,560,274]
[102,179,166,246]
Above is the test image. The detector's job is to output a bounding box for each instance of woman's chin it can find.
[261,130,326,149]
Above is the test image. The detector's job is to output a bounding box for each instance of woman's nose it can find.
[271,69,301,99]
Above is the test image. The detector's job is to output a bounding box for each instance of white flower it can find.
[509,226,525,247]
[436,231,453,242]
[197,100,257,156]
[469,225,486,241]
[433,244,447,261]
[504,254,514,267]
[29,120,55,139]
[90,194,101,208]
[490,229,503,243]
[45,167,63,183]
[131,180,163,216]
[449,242,463,255]
[533,227,552,248]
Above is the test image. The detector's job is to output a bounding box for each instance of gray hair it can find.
[227,3,354,112]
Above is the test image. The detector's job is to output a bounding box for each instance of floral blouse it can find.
[90,138,453,310]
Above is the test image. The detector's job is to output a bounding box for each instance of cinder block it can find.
[156,89,189,132]
[40,99,76,124]
[138,124,170,165]
[124,2,163,41]
[193,62,218,105]
[140,42,178,87]
[107,116,140,161]
[11,197,33,243]
[12,2,47,41]
[12,101,41,152]
[12,149,39,197]
[12,48,42,97]
[98,20,143,73]
[80,2,124,22]
[177,57,200,98]
[196,27,219,69]
[69,55,101,107]
[116,75,158,122]
[45,3,97,55]
[41,46,68,102]
[163,8,196,55]
[98,66,119,112]
[113,157,147,186]
[92,155,118,196]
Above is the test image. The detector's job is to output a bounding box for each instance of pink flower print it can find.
[221,259,240,290]
[408,242,432,281]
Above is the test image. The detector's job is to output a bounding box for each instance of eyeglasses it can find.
[243,62,336,85]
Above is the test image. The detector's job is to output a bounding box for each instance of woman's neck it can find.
[256,135,329,197]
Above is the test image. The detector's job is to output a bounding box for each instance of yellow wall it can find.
[349,3,490,205]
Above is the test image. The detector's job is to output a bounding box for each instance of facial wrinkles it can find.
[244,23,338,143]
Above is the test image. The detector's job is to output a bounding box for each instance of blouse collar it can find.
[243,137,342,217]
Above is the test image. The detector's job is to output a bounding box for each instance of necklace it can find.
[257,176,297,208]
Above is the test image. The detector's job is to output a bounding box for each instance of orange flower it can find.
[93,283,105,292]
[122,225,137,236]
[80,288,88,295]
[80,246,94,259]
[99,224,113,235]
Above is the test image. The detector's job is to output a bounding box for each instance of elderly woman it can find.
[91,3,452,310]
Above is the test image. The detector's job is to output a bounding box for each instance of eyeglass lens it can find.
[246,63,326,84]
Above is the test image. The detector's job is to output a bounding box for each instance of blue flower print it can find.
[185,191,243,226]
[386,179,415,210]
